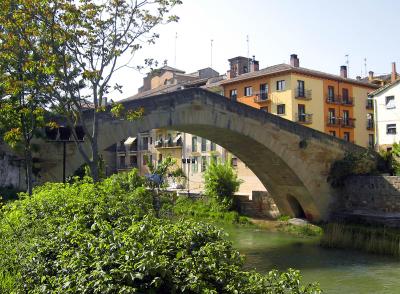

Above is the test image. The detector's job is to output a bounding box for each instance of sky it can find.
[109,0,400,101]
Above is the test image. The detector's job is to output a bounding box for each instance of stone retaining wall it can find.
[234,191,280,219]
[341,176,400,213]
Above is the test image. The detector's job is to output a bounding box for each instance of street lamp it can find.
[45,125,85,183]
[181,157,196,197]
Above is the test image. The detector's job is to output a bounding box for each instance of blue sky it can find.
[110,0,400,101]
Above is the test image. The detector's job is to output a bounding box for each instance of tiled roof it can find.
[368,79,400,97]
[220,64,379,89]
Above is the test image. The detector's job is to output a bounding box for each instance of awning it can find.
[173,134,182,143]
[124,137,137,145]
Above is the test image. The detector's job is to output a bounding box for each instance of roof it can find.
[159,65,185,74]
[368,79,400,97]
[220,63,379,89]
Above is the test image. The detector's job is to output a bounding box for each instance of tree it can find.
[42,0,182,181]
[203,158,242,210]
[0,0,54,194]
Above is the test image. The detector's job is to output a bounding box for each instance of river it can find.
[223,225,400,294]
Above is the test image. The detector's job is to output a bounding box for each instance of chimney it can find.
[340,65,348,78]
[250,55,259,72]
[290,54,299,67]
[368,71,374,81]
[391,62,397,83]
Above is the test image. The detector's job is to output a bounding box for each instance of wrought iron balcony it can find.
[341,118,356,128]
[340,96,354,106]
[367,120,374,130]
[295,88,312,100]
[155,136,183,148]
[326,117,341,127]
[296,113,313,124]
[326,96,341,104]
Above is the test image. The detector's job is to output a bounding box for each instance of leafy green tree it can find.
[0,171,321,293]
[0,0,54,194]
[204,158,242,210]
[42,0,182,181]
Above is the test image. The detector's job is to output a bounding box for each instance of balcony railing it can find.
[253,91,270,103]
[295,88,312,100]
[341,118,356,128]
[155,137,183,148]
[296,113,313,124]
[117,164,138,170]
[117,146,126,153]
[326,117,341,127]
[366,99,374,110]
[326,96,354,106]
[367,120,374,130]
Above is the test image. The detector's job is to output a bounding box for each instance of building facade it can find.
[369,80,400,150]
[221,54,379,148]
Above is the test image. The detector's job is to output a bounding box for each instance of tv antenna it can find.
[364,58,367,77]
[210,39,214,68]
[174,32,178,67]
[345,54,350,77]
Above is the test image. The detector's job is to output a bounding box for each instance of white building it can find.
[370,79,400,151]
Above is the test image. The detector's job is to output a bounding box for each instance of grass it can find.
[321,222,400,256]
[173,196,251,225]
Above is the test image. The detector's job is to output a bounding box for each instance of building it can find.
[369,79,400,151]
[220,54,379,148]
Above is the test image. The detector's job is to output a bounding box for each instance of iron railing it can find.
[295,88,312,100]
[296,113,313,124]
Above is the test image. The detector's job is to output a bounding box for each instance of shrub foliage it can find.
[0,170,320,293]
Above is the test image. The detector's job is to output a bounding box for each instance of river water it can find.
[223,225,400,294]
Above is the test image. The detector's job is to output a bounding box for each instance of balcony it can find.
[253,91,270,103]
[326,117,341,127]
[117,164,138,171]
[340,96,354,106]
[155,135,183,149]
[326,96,354,106]
[341,118,356,128]
[296,113,313,124]
[367,120,374,130]
[366,99,374,110]
[295,88,312,100]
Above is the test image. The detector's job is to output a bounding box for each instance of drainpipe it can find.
[373,96,379,150]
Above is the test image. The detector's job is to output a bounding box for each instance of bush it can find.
[203,159,242,210]
[0,170,320,293]
[328,151,378,187]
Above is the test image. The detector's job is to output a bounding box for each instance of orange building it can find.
[221,54,379,148]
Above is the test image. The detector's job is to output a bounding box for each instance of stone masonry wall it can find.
[234,191,280,219]
[0,150,24,189]
[341,176,400,213]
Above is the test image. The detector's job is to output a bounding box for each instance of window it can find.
[342,88,350,104]
[158,154,162,163]
[368,134,375,148]
[230,89,237,101]
[260,106,268,112]
[297,80,305,97]
[192,156,199,173]
[141,137,149,151]
[201,138,207,152]
[276,80,286,91]
[210,142,216,151]
[387,124,397,134]
[328,108,336,124]
[119,156,125,168]
[231,157,238,168]
[342,110,350,126]
[329,131,336,137]
[298,104,306,122]
[243,66,248,73]
[201,156,207,172]
[244,86,253,97]
[259,84,268,100]
[386,96,395,109]
[343,132,350,142]
[367,113,374,129]
[130,155,137,167]
[277,104,285,115]
[192,136,197,152]
[328,86,335,101]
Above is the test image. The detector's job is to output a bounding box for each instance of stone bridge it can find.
[38,88,366,222]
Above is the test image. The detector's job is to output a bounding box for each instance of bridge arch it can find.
[40,88,365,221]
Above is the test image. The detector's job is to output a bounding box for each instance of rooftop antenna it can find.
[345,54,349,77]
[210,39,213,68]
[364,57,367,77]
[246,35,250,72]
[174,32,178,67]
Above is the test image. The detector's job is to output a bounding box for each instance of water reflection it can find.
[223,225,400,294]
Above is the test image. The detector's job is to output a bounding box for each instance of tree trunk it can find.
[25,145,33,195]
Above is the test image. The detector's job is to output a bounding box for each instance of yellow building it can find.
[221,54,379,148]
